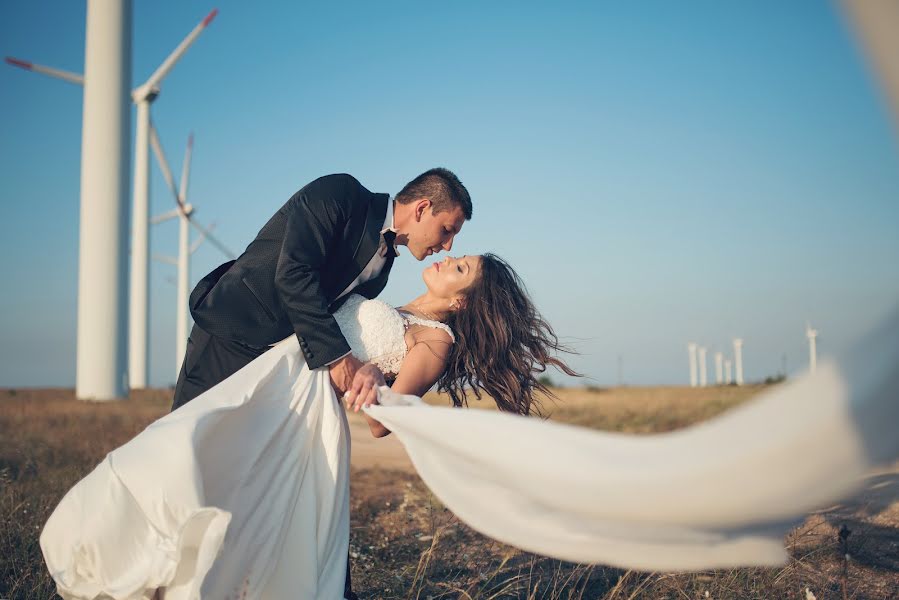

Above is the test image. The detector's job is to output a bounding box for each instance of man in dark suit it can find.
[173,168,472,411]
[170,168,471,599]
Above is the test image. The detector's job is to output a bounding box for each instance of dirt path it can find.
[347,411,413,471]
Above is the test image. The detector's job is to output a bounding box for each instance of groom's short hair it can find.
[396,168,472,220]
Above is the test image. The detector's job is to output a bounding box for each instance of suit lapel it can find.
[355,253,395,299]
[330,192,388,299]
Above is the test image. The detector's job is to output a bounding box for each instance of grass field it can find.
[2,385,897,599]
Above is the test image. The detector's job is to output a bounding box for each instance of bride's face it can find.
[422,255,481,299]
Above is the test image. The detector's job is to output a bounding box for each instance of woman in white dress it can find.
[40,253,576,600]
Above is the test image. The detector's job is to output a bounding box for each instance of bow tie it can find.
[382,230,398,259]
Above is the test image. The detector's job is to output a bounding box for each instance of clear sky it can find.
[1,1,897,388]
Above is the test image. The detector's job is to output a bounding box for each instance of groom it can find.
[172,168,472,411]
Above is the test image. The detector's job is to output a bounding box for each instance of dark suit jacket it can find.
[189,173,393,369]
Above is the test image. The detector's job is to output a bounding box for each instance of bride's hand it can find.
[344,363,386,412]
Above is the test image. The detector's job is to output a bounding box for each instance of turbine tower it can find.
[733,338,744,386]
[698,346,708,387]
[129,9,217,389]
[724,358,733,385]
[149,129,234,380]
[714,351,724,385]
[77,0,132,400]
[6,8,219,390]
[806,323,818,373]
[687,343,698,387]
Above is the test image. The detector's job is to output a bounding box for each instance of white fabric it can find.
[397,310,455,342]
[331,296,454,376]
[332,295,407,376]
[41,336,350,599]
[40,295,406,600]
[366,308,899,571]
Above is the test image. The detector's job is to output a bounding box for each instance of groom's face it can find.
[405,201,466,261]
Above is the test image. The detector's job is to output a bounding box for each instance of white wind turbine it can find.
[698,346,708,387]
[687,343,698,387]
[806,323,818,373]
[6,8,218,390]
[714,351,724,385]
[149,128,235,380]
[8,1,133,400]
[733,338,744,386]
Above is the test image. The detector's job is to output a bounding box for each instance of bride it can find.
[40,253,577,600]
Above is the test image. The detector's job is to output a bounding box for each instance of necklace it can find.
[405,302,442,323]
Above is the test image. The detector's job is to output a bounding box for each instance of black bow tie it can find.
[382,230,398,259]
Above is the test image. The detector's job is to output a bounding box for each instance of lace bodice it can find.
[333,294,454,376]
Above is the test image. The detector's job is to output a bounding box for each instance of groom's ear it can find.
[414,198,432,221]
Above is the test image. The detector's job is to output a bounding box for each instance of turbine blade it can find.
[189,217,235,259]
[142,8,218,91]
[179,133,193,205]
[149,122,185,209]
[150,208,182,224]
[5,56,84,85]
[189,220,209,254]
[152,253,179,266]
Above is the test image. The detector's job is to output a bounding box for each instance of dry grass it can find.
[2,385,897,599]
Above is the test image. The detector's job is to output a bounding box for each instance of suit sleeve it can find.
[274,187,352,369]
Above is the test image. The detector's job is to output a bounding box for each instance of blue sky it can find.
[1,1,897,387]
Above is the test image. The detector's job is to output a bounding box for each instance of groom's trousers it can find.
[170,324,360,600]
[171,324,269,411]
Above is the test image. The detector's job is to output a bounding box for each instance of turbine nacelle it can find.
[131,84,161,104]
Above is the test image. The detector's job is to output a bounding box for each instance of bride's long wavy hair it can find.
[438,253,579,416]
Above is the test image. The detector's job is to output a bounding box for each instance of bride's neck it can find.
[403,294,449,322]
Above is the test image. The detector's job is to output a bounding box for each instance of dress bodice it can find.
[333,294,454,376]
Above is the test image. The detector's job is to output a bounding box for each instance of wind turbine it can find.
[149,128,234,379]
[698,346,708,387]
[77,0,131,400]
[733,338,744,386]
[714,351,724,385]
[806,323,818,373]
[6,7,219,390]
[724,358,733,385]
[687,343,698,387]
[7,1,133,399]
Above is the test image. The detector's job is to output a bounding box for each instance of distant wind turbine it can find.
[806,323,818,373]
[687,343,698,387]
[698,346,708,387]
[733,338,744,386]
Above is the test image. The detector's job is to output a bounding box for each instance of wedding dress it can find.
[368,308,899,571]
[40,294,452,600]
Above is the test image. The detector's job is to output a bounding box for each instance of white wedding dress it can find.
[40,294,451,600]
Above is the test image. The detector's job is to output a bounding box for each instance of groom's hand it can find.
[345,364,387,413]
[329,354,363,396]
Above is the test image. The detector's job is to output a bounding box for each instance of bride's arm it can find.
[364,330,452,438]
